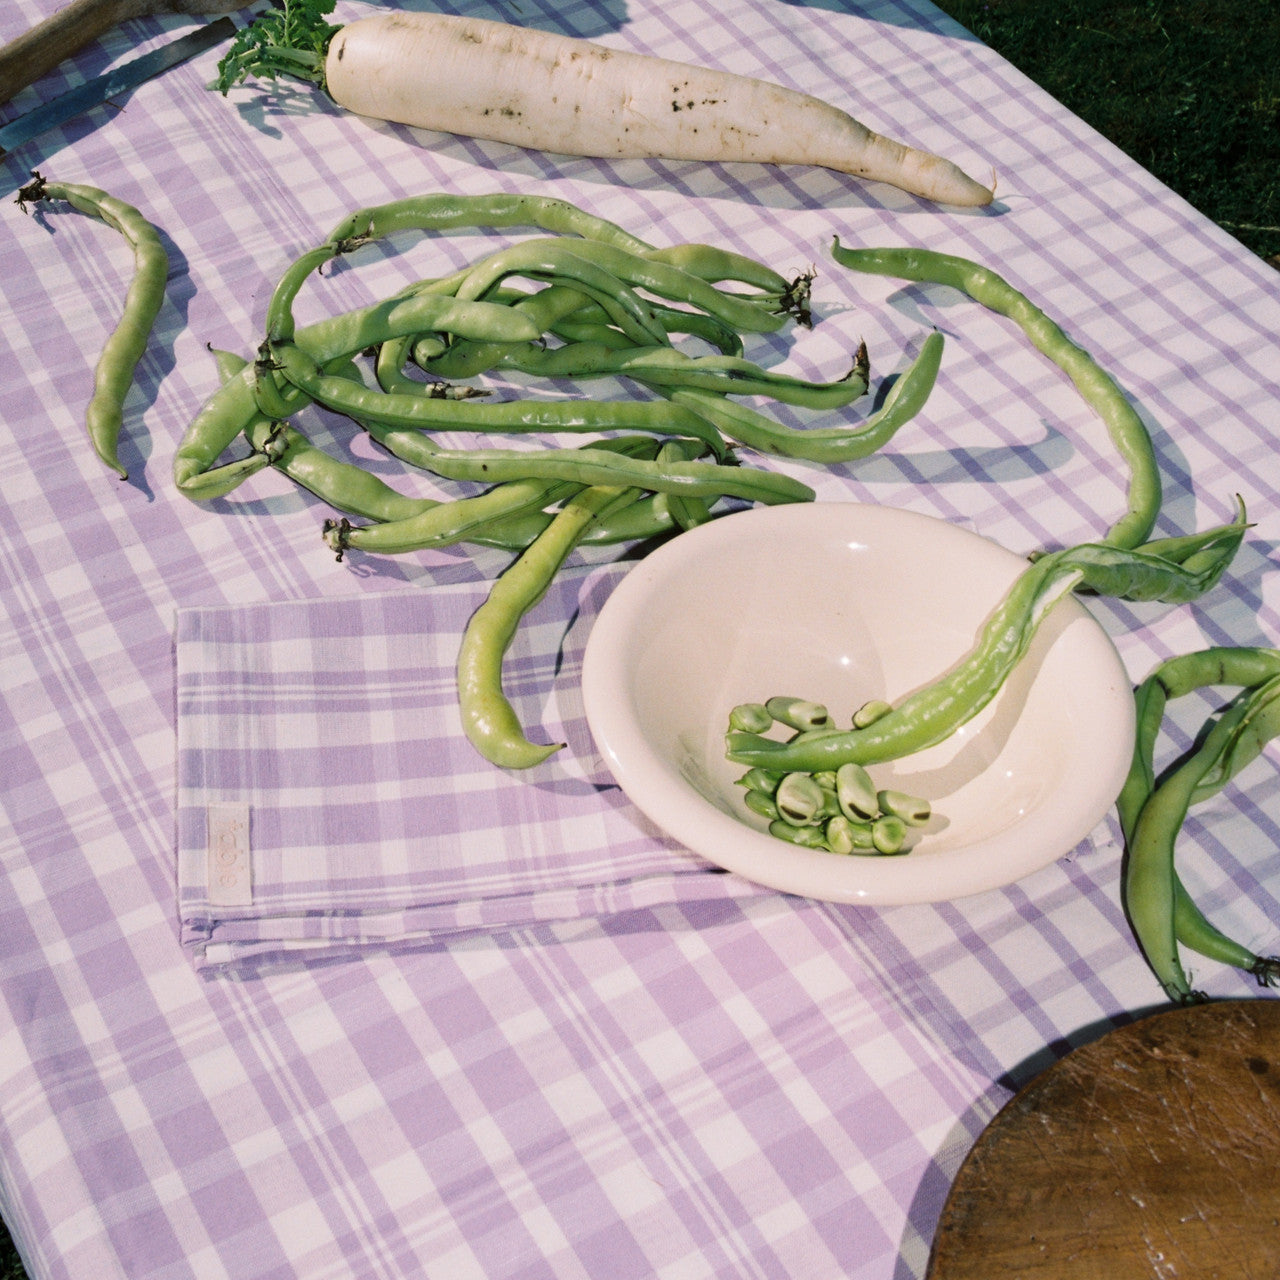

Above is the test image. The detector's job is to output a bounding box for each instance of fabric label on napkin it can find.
[206,802,252,908]
[174,562,768,976]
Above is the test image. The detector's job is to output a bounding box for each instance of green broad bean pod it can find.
[254,294,540,421]
[1119,646,1280,832]
[324,191,657,256]
[267,339,729,458]
[425,290,750,381]
[322,476,582,558]
[263,243,348,344]
[488,342,872,410]
[249,420,443,524]
[1051,505,1249,605]
[1117,646,1280,1000]
[458,483,640,768]
[1124,674,1280,1002]
[640,242,793,295]
[543,318,641,353]
[450,239,671,349]
[17,172,169,480]
[830,240,1161,551]
[325,436,660,556]
[613,298,748,356]
[666,329,943,464]
[400,282,604,381]
[214,351,443,523]
[175,289,529,497]
[654,440,714,531]
[360,417,813,506]
[538,237,796,334]
[469,490,683,552]
[726,520,1248,775]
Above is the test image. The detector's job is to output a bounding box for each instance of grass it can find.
[0,6,1274,1280]
[0,1230,20,1280]
[929,0,1280,267]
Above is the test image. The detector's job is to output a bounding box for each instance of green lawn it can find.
[0,4,1274,1278]
[930,0,1280,266]
[0,1230,20,1280]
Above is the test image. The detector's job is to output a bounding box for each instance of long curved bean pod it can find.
[325,436,661,556]
[362,418,813,505]
[1125,675,1280,1001]
[399,282,606,382]
[726,520,1247,773]
[1049,508,1247,605]
[536,238,795,333]
[627,299,748,354]
[322,476,582,558]
[325,191,656,255]
[450,240,671,347]
[488,342,872,410]
[174,290,539,497]
[268,340,729,457]
[252,288,536,420]
[641,242,793,295]
[666,330,943,463]
[248,420,443,524]
[263,243,347,343]
[830,240,1162,550]
[176,368,311,500]
[423,289,748,381]
[211,350,443,522]
[1117,645,1280,840]
[458,483,639,768]
[1171,884,1280,989]
[1125,695,1256,1003]
[1117,645,1280,992]
[472,491,682,551]
[17,172,169,479]
[656,439,714,531]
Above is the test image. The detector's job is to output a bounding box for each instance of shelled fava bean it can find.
[728,697,933,855]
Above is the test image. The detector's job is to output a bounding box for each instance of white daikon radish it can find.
[218,5,995,207]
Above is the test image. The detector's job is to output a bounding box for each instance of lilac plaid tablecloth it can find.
[4,0,1280,1276]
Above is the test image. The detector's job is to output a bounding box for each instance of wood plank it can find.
[928,999,1280,1278]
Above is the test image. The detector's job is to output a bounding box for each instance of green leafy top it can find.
[215,0,343,95]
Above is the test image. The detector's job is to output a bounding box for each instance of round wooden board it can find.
[927,999,1280,1278]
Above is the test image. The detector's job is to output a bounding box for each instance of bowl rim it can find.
[581,501,1136,906]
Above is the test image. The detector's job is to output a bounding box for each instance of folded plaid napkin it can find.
[175,562,762,975]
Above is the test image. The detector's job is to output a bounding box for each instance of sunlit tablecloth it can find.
[3,0,1279,1275]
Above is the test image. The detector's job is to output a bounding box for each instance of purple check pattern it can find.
[3,0,1280,1276]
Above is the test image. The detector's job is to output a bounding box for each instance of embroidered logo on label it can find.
[207,802,252,907]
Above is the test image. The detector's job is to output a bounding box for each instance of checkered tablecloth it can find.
[3,0,1280,1276]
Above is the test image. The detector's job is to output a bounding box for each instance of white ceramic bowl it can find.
[581,502,1135,905]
